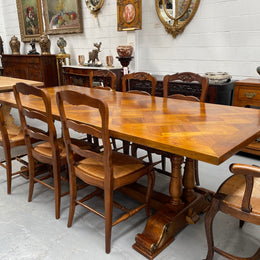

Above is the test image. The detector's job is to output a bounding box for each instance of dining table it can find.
[0,76,43,135]
[0,85,259,259]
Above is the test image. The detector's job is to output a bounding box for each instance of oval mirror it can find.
[85,0,104,17]
[155,0,200,38]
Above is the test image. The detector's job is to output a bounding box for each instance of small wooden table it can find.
[0,76,43,134]
[0,85,259,259]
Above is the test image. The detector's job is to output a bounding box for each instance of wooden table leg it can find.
[132,154,210,259]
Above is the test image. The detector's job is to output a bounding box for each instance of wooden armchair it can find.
[0,105,28,194]
[56,90,155,254]
[205,163,260,260]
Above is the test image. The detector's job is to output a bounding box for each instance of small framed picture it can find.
[117,0,142,31]
[16,0,44,42]
[42,0,83,35]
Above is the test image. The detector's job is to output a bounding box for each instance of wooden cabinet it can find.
[233,78,260,155]
[2,54,58,87]
[62,65,123,91]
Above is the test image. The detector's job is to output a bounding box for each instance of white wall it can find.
[1,0,260,79]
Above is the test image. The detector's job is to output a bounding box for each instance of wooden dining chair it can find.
[121,72,157,96]
[56,90,155,254]
[92,69,117,90]
[161,72,209,180]
[121,72,157,155]
[205,163,260,260]
[13,83,95,219]
[0,104,29,194]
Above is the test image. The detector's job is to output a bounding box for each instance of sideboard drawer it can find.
[238,87,260,103]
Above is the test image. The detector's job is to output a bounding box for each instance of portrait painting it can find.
[42,0,83,35]
[16,0,44,42]
[117,0,142,31]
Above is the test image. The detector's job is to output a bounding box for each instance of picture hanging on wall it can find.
[16,0,44,42]
[42,0,83,35]
[117,0,142,31]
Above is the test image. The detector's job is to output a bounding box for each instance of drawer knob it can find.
[245,92,256,98]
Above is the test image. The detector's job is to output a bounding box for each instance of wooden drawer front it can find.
[238,87,260,103]
[27,56,40,64]
[28,67,41,81]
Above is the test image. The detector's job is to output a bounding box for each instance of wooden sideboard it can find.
[2,54,58,87]
[233,78,260,155]
[62,65,123,91]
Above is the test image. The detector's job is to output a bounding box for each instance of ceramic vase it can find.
[57,37,67,54]
[9,35,20,55]
[116,45,133,58]
[39,34,51,55]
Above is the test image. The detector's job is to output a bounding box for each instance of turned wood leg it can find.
[169,154,184,208]
[183,158,196,203]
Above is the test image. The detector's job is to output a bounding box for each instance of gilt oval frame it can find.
[155,0,200,38]
[85,0,104,16]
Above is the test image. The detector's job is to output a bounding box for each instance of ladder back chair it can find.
[14,83,70,219]
[205,163,260,260]
[56,90,155,254]
[0,105,28,194]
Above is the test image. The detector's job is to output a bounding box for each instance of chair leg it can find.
[6,155,12,195]
[28,159,36,202]
[53,164,61,219]
[67,173,77,227]
[145,169,155,216]
[204,196,220,260]
[239,220,245,228]
[104,188,113,254]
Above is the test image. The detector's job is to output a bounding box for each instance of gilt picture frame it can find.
[16,0,44,42]
[117,0,142,31]
[42,0,83,35]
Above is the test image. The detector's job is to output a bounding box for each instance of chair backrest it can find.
[13,83,60,160]
[92,70,117,91]
[228,163,260,213]
[56,90,113,182]
[122,72,157,96]
[0,105,10,149]
[163,72,209,102]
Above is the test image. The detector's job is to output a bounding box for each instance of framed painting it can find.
[117,0,142,31]
[42,0,83,35]
[16,0,44,42]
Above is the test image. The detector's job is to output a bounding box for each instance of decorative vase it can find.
[116,45,133,58]
[39,34,51,55]
[57,37,67,54]
[256,66,260,76]
[9,35,20,55]
[106,55,113,67]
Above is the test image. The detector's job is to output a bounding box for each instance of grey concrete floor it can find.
[0,110,259,259]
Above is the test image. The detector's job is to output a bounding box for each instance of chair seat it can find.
[77,151,146,180]
[0,131,24,143]
[219,174,260,215]
[34,138,66,158]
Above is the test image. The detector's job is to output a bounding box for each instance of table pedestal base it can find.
[132,188,211,259]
